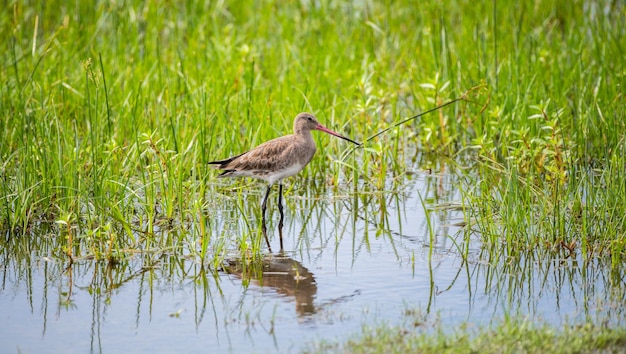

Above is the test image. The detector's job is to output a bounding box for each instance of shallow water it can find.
[1,166,625,353]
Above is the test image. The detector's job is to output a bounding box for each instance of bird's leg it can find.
[277,183,284,251]
[261,184,272,251]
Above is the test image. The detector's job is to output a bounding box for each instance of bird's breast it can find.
[265,163,306,185]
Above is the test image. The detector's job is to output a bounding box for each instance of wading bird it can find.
[209,112,359,251]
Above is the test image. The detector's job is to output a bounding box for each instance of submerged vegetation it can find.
[1,0,625,351]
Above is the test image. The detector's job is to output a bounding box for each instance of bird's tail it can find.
[208,152,245,169]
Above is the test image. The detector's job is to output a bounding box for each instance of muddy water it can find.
[1,167,625,353]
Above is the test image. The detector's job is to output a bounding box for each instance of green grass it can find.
[304,315,626,354]
[1,0,626,347]
[0,0,623,260]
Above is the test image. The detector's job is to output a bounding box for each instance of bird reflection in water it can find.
[223,254,317,316]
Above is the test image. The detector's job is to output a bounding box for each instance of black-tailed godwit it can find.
[209,112,359,250]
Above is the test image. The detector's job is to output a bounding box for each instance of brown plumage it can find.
[209,112,359,251]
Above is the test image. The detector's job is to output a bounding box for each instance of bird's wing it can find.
[213,135,296,172]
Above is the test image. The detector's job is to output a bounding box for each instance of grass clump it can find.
[304,317,626,354]
[459,1,626,262]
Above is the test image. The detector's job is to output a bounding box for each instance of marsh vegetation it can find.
[1,0,625,352]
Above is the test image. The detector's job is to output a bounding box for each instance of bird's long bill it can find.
[316,124,360,145]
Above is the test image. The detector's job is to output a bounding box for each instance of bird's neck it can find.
[293,129,316,148]
[295,128,312,138]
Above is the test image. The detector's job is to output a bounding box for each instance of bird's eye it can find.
[307,117,312,121]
